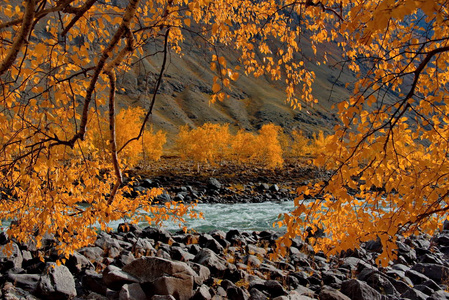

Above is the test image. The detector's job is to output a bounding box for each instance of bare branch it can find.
[105,69,122,205]
[118,28,170,153]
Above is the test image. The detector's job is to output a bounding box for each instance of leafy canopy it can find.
[0,0,448,262]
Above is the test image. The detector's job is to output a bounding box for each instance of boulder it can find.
[411,263,449,284]
[186,261,211,286]
[207,178,222,190]
[66,251,94,274]
[37,263,77,300]
[2,281,40,300]
[103,265,139,290]
[340,279,382,300]
[319,287,351,300]
[7,273,40,291]
[191,285,212,300]
[401,288,428,300]
[122,257,196,300]
[0,242,23,270]
[193,248,232,277]
[119,283,147,300]
[142,227,172,244]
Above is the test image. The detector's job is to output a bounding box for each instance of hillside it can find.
[114,33,356,147]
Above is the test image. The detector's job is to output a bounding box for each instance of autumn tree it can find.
[1,0,448,263]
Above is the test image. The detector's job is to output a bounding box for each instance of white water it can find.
[109,201,295,233]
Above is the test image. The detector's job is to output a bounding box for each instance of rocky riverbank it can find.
[1,222,449,300]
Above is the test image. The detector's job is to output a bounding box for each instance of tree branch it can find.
[105,69,122,205]
[0,0,36,77]
[118,28,170,154]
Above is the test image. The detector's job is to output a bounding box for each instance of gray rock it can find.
[249,288,268,300]
[122,257,195,300]
[401,288,428,300]
[151,295,176,300]
[0,243,23,269]
[82,270,107,296]
[207,178,222,190]
[193,248,232,277]
[37,263,76,300]
[119,283,147,300]
[103,265,139,290]
[2,281,39,300]
[411,263,449,284]
[78,246,104,263]
[191,285,212,300]
[133,238,156,256]
[227,286,249,300]
[170,246,195,262]
[199,234,224,254]
[358,270,400,297]
[186,262,211,286]
[264,280,288,297]
[428,290,449,300]
[155,191,172,203]
[7,273,40,291]
[319,287,351,300]
[142,227,172,244]
[340,279,382,300]
[66,251,94,274]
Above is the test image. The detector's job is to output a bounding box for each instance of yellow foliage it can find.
[176,123,231,165]
[253,124,284,169]
[90,107,166,167]
[230,129,257,163]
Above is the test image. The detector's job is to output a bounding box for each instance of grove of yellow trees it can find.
[0,0,448,263]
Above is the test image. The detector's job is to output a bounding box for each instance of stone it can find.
[2,281,40,300]
[0,243,23,270]
[119,283,147,300]
[227,286,249,300]
[118,223,142,234]
[263,280,288,298]
[170,246,195,262]
[340,279,382,300]
[103,265,139,290]
[37,263,76,300]
[122,257,195,300]
[401,288,428,300]
[142,227,172,244]
[151,295,176,300]
[7,273,40,291]
[358,270,400,297]
[207,178,222,190]
[78,246,104,263]
[133,238,156,256]
[193,248,232,277]
[199,234,224,254]
[428,290,449,300]
[319,287,351,300]
[66,251,94,274]
[191,285,212,300]
[82,270,107,296]
[411,263,449,284]
[186,262,211,286]
[155,191,172,203]
[249,288,269,300]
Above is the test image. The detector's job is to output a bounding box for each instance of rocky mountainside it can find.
[115,33,357,146]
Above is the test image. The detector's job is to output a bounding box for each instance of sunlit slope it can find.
[115,35,355,144]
